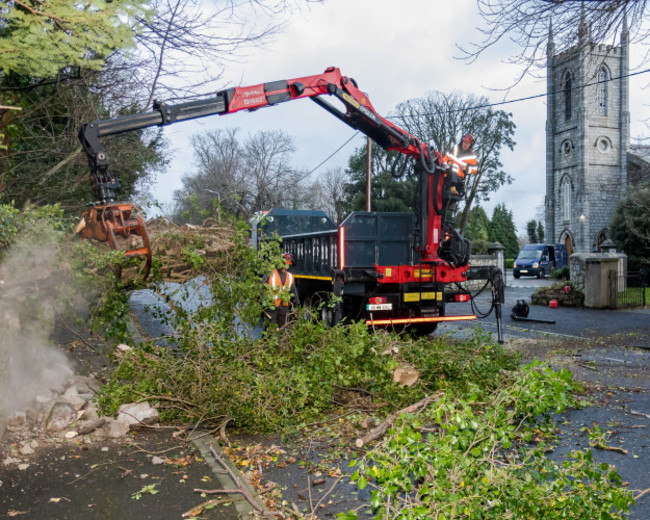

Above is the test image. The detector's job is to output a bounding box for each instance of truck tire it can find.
[307,291,341,327]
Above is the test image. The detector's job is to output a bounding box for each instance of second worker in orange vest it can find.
[262,253,300,329]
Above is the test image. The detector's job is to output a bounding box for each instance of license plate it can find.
[367,303,392,311]
[520,270,528,273]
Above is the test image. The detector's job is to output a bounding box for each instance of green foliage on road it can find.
[341,362,634,520]
[2,208,633,520]
[96,223,520,431]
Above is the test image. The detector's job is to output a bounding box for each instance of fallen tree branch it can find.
[635,487,650,501]
[209,445,283,519]
[182,496,245,518]
[355,392,442,448]
[219,416,233,444]
[193,488,243,495]
[595,445,628,455]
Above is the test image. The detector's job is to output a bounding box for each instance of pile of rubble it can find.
[1,350,160,468]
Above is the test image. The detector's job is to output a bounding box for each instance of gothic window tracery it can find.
[597,66,609,116]
[561,176,572,222]
[563,71,573,122]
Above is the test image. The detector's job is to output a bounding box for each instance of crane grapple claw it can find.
[77,203,151,283]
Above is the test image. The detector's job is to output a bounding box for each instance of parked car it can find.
[513,244,568,279]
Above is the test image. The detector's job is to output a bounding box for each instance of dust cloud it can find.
[0,240,75,419]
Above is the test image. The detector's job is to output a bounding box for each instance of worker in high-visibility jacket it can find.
[263,253,300,329]
[445,134,477,178]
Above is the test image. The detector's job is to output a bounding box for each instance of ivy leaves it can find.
[344,363,634,520]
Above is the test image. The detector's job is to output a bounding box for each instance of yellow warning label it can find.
[404,292,442,302]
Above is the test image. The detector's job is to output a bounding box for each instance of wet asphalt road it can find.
[441,272,650,519]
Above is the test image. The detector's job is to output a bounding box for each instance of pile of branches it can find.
[147,217,237,283]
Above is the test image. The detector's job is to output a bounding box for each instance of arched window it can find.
[561,176,572,222]
[563,71,573,122]
[597,66,608,116]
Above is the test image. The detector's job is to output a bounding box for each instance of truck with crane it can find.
[76,67,504,338]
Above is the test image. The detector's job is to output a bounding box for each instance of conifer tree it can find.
[0,0,149,76]
[490,204,519,258]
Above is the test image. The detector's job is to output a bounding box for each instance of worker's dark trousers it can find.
[267,305,290,328]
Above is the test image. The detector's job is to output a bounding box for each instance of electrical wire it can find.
[302,67,650,174]
[387,67,650,119]
[294,130,360,182]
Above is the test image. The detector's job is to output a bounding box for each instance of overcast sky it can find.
[150,0,650,234]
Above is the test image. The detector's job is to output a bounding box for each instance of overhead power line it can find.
[390,67,650,117]
[304,66,650,175]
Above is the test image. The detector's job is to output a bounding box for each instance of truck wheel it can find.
[319,301,341,327]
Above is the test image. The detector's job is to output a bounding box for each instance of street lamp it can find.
[202,189,222,221]
[579,214,586,252]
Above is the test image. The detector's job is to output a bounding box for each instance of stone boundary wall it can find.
[570,253,627,292]
[464,253,499,291]
[570,252,627,308]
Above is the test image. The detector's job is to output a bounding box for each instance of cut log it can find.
[355,392,442,448]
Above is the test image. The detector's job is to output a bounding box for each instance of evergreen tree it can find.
[610,188,650,271]
[0,0,148,77]
[464,206,491,242]
[489,204,519,258]
[341,145,417,214]
[0,73,167,213]
[526,219,539,243]
[537,220,545,243]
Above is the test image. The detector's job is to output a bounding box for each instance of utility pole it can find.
[365,137,372,211]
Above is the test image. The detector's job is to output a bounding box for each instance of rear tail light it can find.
[455,294,470,302]
[368,296,387,304]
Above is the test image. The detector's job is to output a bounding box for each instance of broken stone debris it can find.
[1,359,161,467]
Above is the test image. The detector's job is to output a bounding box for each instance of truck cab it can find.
[513,243,568,279]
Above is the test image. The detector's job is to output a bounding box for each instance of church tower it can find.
[545,13,630,253]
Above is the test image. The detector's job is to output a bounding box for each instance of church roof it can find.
[628,144,650,165]
[628,144,650,187]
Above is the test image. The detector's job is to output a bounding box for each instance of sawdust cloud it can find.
[0,240,75,419]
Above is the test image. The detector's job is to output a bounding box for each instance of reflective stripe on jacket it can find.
[269,269,294,307]
[445,152,478,178]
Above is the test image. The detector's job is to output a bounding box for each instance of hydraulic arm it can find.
[78,67,471,279]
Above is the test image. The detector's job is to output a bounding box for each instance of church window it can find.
[561,176,572,222]
[563,72,572,122]
[597,66,608,116]
[596,136,611,154]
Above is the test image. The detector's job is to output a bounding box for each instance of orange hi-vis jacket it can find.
[443,152,478,178]
[269,269,295,307]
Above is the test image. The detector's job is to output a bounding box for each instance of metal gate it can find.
[611,269,647,308]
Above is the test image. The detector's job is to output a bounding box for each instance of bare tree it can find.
[174,128,305,221]
[461,1,648,84]
[115,0,320,105]
[242,129,302,213]
[395,91,516,234]
[304,167,349,223]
